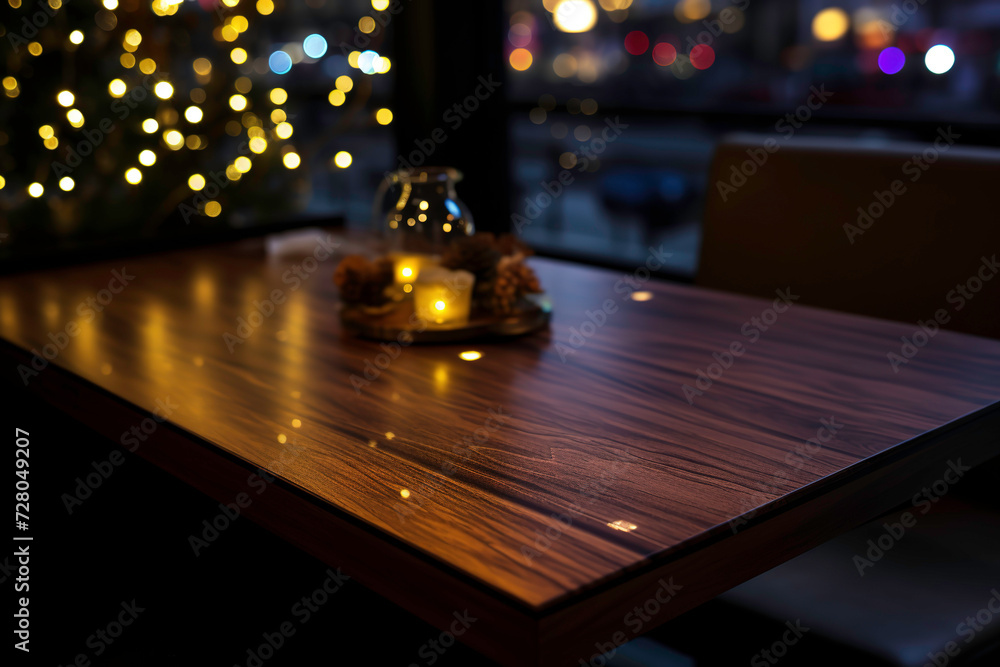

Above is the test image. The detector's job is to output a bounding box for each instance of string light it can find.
[108,79,127,97]
[334,151,352,168]
[184,106,204,123]
[57,90,75,107]
[69,30,84,45]
[138,150,157,166]
[28,183,44,198]
[59,176,75,191]
[283,152,301,169]
[125,168,142,184]
[188,174,206,190]
[142,118,159,133]
[154,82,174,99]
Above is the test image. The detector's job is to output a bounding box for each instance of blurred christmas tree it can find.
[0,0,394,253]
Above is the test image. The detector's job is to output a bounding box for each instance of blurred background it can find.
[2,0,998,277]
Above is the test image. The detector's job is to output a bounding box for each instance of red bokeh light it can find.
[624,31,650,56]
[652,43,677,66]
[689,44,715,70]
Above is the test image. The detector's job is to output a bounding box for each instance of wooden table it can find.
[3,229,999,666]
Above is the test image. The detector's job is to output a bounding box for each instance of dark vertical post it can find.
[392,0,510,234]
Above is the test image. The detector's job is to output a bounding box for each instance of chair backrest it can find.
[698,133,1000,339]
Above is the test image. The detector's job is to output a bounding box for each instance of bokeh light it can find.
[878,47,906,75]
[925,44,955,74]
[303,34,328,58]
[553,0,598,34]
[334,151,352,168]
[509,48,533,71]
[624,31,649,55]
[652,43,677,66]
[269,50,293,75]
[812,8,850,42]
[690,44,715,70]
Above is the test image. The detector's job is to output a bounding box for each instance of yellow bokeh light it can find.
[103,0,118,8]
[275,122,293,139]
[335,75,354,92]
[400,488,411,499]
[234,156,252,173]
[154,82,174,99]
[348,51,361,68]
[226,164,242,181]
[359,17,376,34]
[257,0,274,15]
[459,351,482,361]
[442,222,452,232]
[230,47,248,64]
[205,201,222,217]
[248,126,266,139]
[248,137,267,153]
[629,290,654,302]
[328,90,346,106]
[164,130,184,148]
[2,77,16,90]
[434,300,446,311]
[43,137,59,150]
[271,109,287,123]
[108,79,127,97]
[221,25,239,42]
[120,53,136,68]
[232,16,249,32]
[372,0,389,9]
[188,174,206,190]
[283,152,301,169]
[376,108,393,125]
[58,176,74,191]
[139,149,157,166]
[377,57,392,74]
[333,151,352,168]
[125,168,142,184]
[184,106,204,123]
[675,0,711,22]
[66,109,85,128]
[142,118,159,133]
[235,76,252,93]
[552,0,598,33]
[124,29,142,47]
[270,88,288,105]
[38,125,54,139]
[229,94,248,111]
[812,7,850,42]
[69,30,84,45]
[185,135,202,150]
[28,182,44,197]
[28,42,43,56]
[57,90,75,107]
[139,58,157,74]
[193,58,212,76]
[0,175,5,190]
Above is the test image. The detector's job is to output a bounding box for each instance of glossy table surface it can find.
[3,229,1000,664]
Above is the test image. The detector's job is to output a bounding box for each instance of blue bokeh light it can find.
[358,50,379,75]
[445,199,462,217]
[303,34,328,59]
[269,50,293,75]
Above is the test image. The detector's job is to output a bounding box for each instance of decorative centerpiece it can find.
[335,167,550,343]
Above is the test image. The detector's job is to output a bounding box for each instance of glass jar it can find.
[374,167,475,256]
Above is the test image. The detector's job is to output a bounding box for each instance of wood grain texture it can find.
[3,229,1000,665]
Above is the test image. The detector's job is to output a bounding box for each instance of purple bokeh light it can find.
[878,47,906,75]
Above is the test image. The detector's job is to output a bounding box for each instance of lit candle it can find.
[413,268,475,325]
[392,254,434,286]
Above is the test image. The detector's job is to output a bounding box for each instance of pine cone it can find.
[440,233,502,285]
[334,255,392,306]
[492,254,542,314]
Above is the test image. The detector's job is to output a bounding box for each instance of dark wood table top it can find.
[3,229,1000,666]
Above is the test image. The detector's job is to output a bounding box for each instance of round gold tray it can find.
[340,294,552,343]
